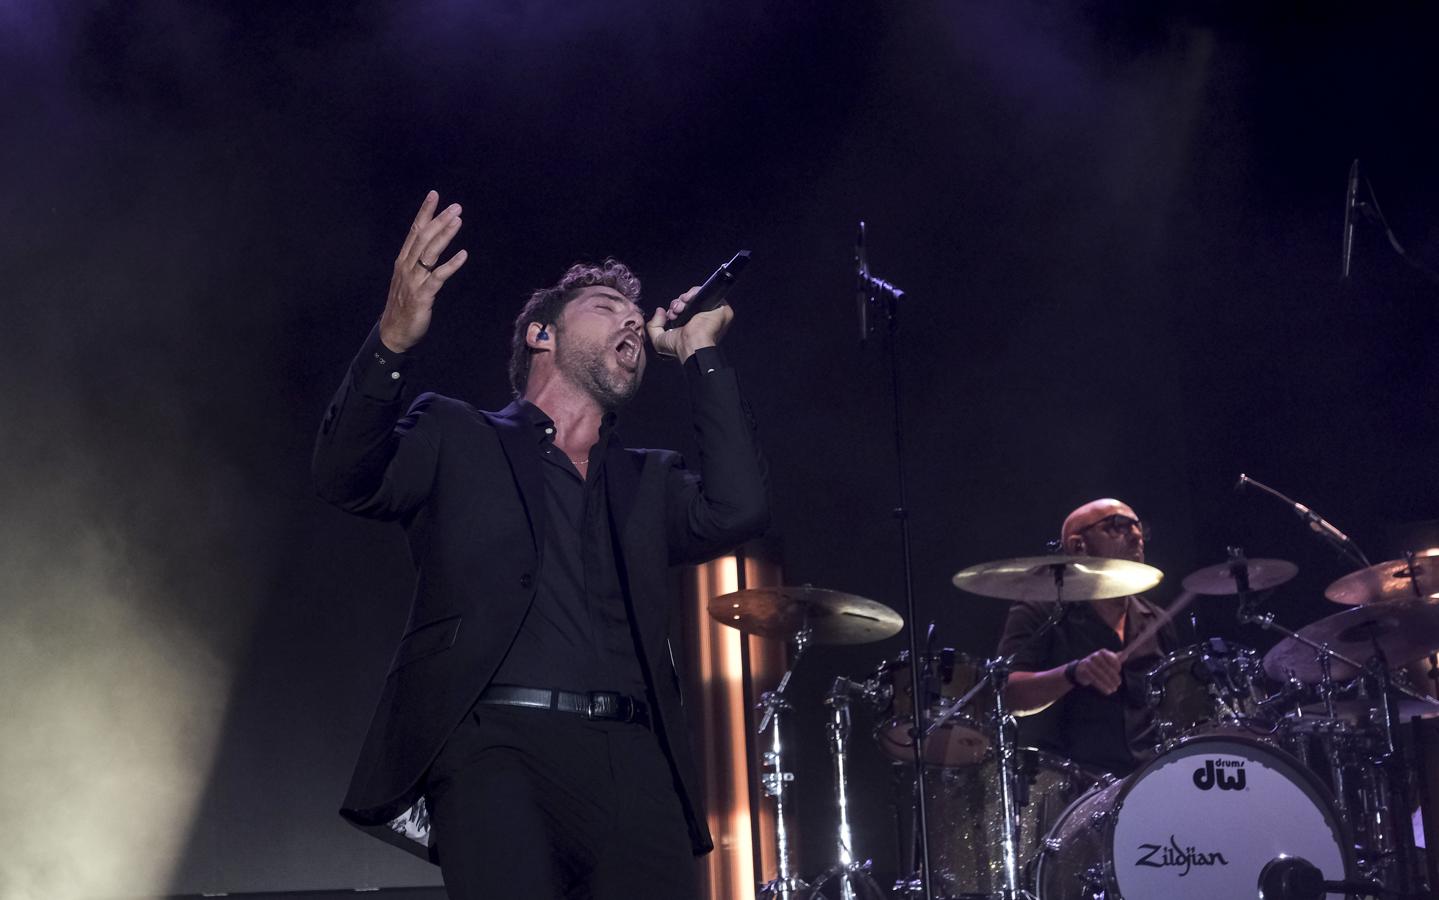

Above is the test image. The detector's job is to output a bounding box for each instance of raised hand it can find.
[378,191,468,353]
[644,286,734,364]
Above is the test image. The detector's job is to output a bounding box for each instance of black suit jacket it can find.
[312,326,769,857]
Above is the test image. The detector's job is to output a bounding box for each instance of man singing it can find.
[313,192,769,899]
[995,498,1180,776]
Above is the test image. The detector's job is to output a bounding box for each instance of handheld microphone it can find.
[663,250,751,330]
[1341,159,1360,280]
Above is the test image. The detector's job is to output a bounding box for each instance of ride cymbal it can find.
[1263,600,1439,683]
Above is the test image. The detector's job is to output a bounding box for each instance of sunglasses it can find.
[1082,513,1151,541]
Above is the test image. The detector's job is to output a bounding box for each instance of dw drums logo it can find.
[1192,758,1246,791]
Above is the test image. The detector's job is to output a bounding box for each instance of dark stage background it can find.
[2,1,1437,897]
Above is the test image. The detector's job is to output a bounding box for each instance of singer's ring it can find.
[417,258,438,272]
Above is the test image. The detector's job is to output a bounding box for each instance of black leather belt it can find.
[477,684,651,727]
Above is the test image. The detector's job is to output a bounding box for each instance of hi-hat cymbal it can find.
[1182,558,1298,596]
[1263,600,1439,683]
[951,555,1163,602]
[1324,549,1439,606]
[709,586,904,644]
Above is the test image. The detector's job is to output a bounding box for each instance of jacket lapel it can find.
[488,401,545,556]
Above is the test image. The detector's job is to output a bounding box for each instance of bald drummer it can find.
[994,498,1182,776]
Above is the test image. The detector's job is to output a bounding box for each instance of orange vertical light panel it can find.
[685,542,785,900]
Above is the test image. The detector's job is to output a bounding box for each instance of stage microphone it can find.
[664,250,751,330]
[1234,473,1362,560]
[1342,158,1360,280]
[856,220,872,341]
[1296,501,1353,545]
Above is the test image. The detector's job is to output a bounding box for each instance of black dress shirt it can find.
[996,596,1180,776]
[490,346,729,697]
[489,401,646,695]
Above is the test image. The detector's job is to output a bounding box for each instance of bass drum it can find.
[923,749,1099,897]
[1034,734,1355,900]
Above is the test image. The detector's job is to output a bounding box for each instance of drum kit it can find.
[708,546,1439,899]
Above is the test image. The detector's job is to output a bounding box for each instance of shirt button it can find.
[390,371,401,381]
[519,573,534,589]
[544,427,554,435]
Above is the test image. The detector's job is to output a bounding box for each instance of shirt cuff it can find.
[684,346,728,377]
[354,324,416,399]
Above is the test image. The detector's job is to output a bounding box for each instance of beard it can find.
[555,333,643,410]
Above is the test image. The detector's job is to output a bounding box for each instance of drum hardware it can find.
[1224,543,1437,895]
[927,556,1138,899]
[754,625,810,900]
[1257,855,1393,899]
[912,747,1099,898]
[709,586,903,900]
[806,680,887,900]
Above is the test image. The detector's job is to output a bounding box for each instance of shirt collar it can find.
[516,400,618,444]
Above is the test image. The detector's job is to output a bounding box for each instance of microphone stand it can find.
[856,225,934,900]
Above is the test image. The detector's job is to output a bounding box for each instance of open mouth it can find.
[614,332,642,370]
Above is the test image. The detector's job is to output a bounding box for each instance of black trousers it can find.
[424,703,697,900]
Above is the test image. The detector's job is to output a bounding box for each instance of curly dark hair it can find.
[508,258,642,395]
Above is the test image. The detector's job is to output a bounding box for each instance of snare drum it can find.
[1034,734,1356,900]
[871,649,993,766]
[1146,640,1273,746]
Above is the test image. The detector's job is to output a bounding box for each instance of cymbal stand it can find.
[757,626,811,900]
[925,567,1072,900]
[807,683,886,900]
[1231,547,1369,680]
[986,655,1034,900]
[1362,638,1426,896]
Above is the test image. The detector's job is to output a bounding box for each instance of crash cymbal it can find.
[709,586,904,644]
[1324,549,1439,606]
[1182,558,1298,596]
[1263,600,1439,683]
[951,555,1163,602]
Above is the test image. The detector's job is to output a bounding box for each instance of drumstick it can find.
[1119,590,1197,663]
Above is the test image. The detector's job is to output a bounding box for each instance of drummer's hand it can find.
[1074,649,1123,695]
